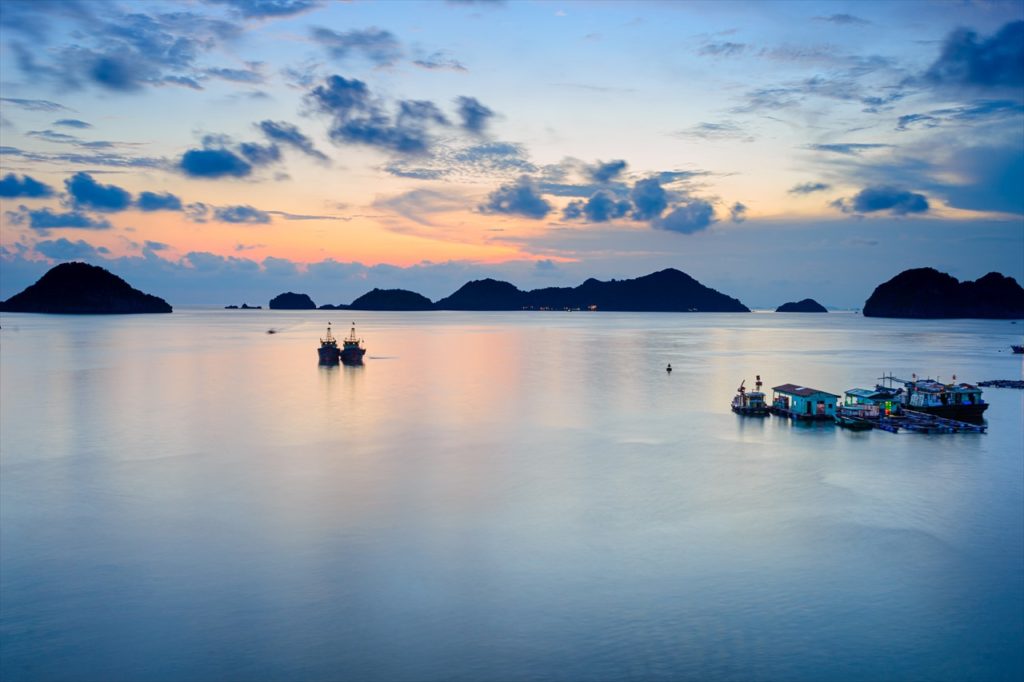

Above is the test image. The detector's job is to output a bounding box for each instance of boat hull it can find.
[732,405,769,416]
[318,347,340,365]
[341,347,366,365]
[912,403,988,423]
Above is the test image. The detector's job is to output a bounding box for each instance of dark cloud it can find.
[413,51,467,72]
[53,118,92,129]
[924,21,1024,90]
[258,120,329,161]
[789,182,831,195]
[814,14,870,26]
[833,186,929,215]
[587,159,627,183]
[65,172,132,211]
[895,113,941,131]
[456,96,494,134]
[729,202,748,223]
[563,191,631,223]
[480,176,551,219]
[35,238,111,260]
[699,42,746,57]
[808,143,892,155]
[180,148,253,178]
[239,142,282,166]
[137,191,183,211]
[203,0,322,19]
[630,178,668,220]
[213,205,271,223]
[0,173,55,198]
[310,27,402,66]
[0,97,71,112]
[896,100,1024,131]
[655,199,717,234]
[7,206,112,230]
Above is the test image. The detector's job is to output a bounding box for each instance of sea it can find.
[1,310,1021,682]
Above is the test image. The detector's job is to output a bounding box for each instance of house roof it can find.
[773,383,840,398]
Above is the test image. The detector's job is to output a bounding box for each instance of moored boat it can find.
[318,322,341,365]
[341,322,367,365]
[731,375,769,415]
[879,373,988,423]
[1012,344,1023,354]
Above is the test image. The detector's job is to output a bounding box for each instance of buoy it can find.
[666,364,672,373]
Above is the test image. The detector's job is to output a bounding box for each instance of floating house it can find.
[843,388,900,417]
[771,384,839,420]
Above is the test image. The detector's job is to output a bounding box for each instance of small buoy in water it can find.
[266,329,277,334]
[666,364,672,373]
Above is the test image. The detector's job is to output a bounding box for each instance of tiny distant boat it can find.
[1012,344,1023,354]
[666,363,672,373]
[731,375,769,416]
[318,323,340,365]
[340,322,367,365]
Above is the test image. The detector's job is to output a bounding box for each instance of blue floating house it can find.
[771,384,840,420]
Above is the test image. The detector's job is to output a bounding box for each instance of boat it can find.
[340,322,367,365]
[834,412,873,430]
[878,373,988,423]
[317,322,340,365]
[731,375,769,416]
[1012,344,1023,354]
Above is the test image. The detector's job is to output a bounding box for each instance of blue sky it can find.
[1,0,1022,307]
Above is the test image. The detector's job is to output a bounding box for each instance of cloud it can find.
[310,27,402,66]
[180,148,253,178]
[480,176,551,219]
[34,238,111,260]
[808,143,892,155]
[630,178,668,221]
[814,14,870,26]
[239,142,282,165]
[729,202,748,223]
[137,191,183,211]
[895,113,941,131]
[655,199,717,233]
[924,21,1024,90]
[674,121,754,142]
[205,65,265,84]
[203,0,323,19]
[833,186,929,215]
[0,173,55,198]
[258,120,329,161]
[789,182,831,195]
[0,145,169,169]
[413,51,467,72]
[0,97,71,112]
[563,191,632,223]
[896,100,1024,131]
[212,205,271,223]
[27,129,81,144]
[7,206,112,230]
[374,189,468,226]
[699,42,746,57]
[456,96,494,134]
[144,240,170,251]
[587,159,627,183]
[53,118,92,129]
[65,172,132,211]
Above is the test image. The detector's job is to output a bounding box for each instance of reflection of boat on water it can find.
[731,375,769,416]
[341,322,367,365]
[318,323,340,365]
[878,373,988,423]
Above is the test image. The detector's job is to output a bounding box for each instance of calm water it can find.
[1,311,1022,682]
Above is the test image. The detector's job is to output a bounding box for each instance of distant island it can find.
[863,268,1024,319]
[776,298,827,313]
[269,292,317,310]
[225,303,262,309]
[273,268,749,312]
[0,262,172,314]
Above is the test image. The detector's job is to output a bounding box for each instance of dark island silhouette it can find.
[271,268,749,312]
[0,262,171,314]
[269,292,317,310]
[225,303,262,309]
[863,268,1024,319]
[776,298,827,313]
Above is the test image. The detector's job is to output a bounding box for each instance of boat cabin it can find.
[844,388,899,416]
[771,384,839,420]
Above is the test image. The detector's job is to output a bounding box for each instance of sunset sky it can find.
[1,0,1021,307]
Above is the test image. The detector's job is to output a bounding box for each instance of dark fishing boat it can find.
[879,373,988,423]
[340,322,367,365]
[731,375,769,415]
[318,323,340,365]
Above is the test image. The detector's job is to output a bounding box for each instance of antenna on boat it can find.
[755,375,762,392]
[737,379,745,393]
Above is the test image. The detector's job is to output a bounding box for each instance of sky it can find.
[1,0,1022,308]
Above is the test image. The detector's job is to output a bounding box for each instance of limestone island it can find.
[349,288,434,311]
[269,292,316,310]
[225,303,262,309]
[863,268,1024,319]
[0,262,172,314]
[776,298,827,313]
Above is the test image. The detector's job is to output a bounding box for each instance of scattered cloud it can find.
[674,121,754,143]
[832,186,929,215]
[180,147,253,178]
[53,118,92,129]
[924,21,1024,90]
[480,176,551,219]
[814,14,870,26]
[413,51,467,72]
[0,97,71,112]
[374,189,469,226]
[7,206,112,230]
[205,64,265,84]
[789,182,831,195]
[896,100,1024,131]
[310,27,402,67]
[137,191,183,211]
[202,0,323,19]
[655,199,717,234]
[239,142,282,166]
[0,145,169,169]
[586,159,628,183]
[729,201,747,223]
[630,178,669,221]
[456,96,494,135]
[808,143,892,155]
[0,173,55,198]
[213,205,272,223]
[563,191,632,222]
[34,238,111,260]
[258,120,329,161]
[65,172,132,211]
[699,42,746,57]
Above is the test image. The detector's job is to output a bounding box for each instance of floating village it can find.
[731,374,994,434]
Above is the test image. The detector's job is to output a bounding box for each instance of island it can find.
[349,288,434,311]
[0,262,172,314]
[863,268,1024,319]
[776,298,827,313]
[225,303,262,309]
[268,292,316,310]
